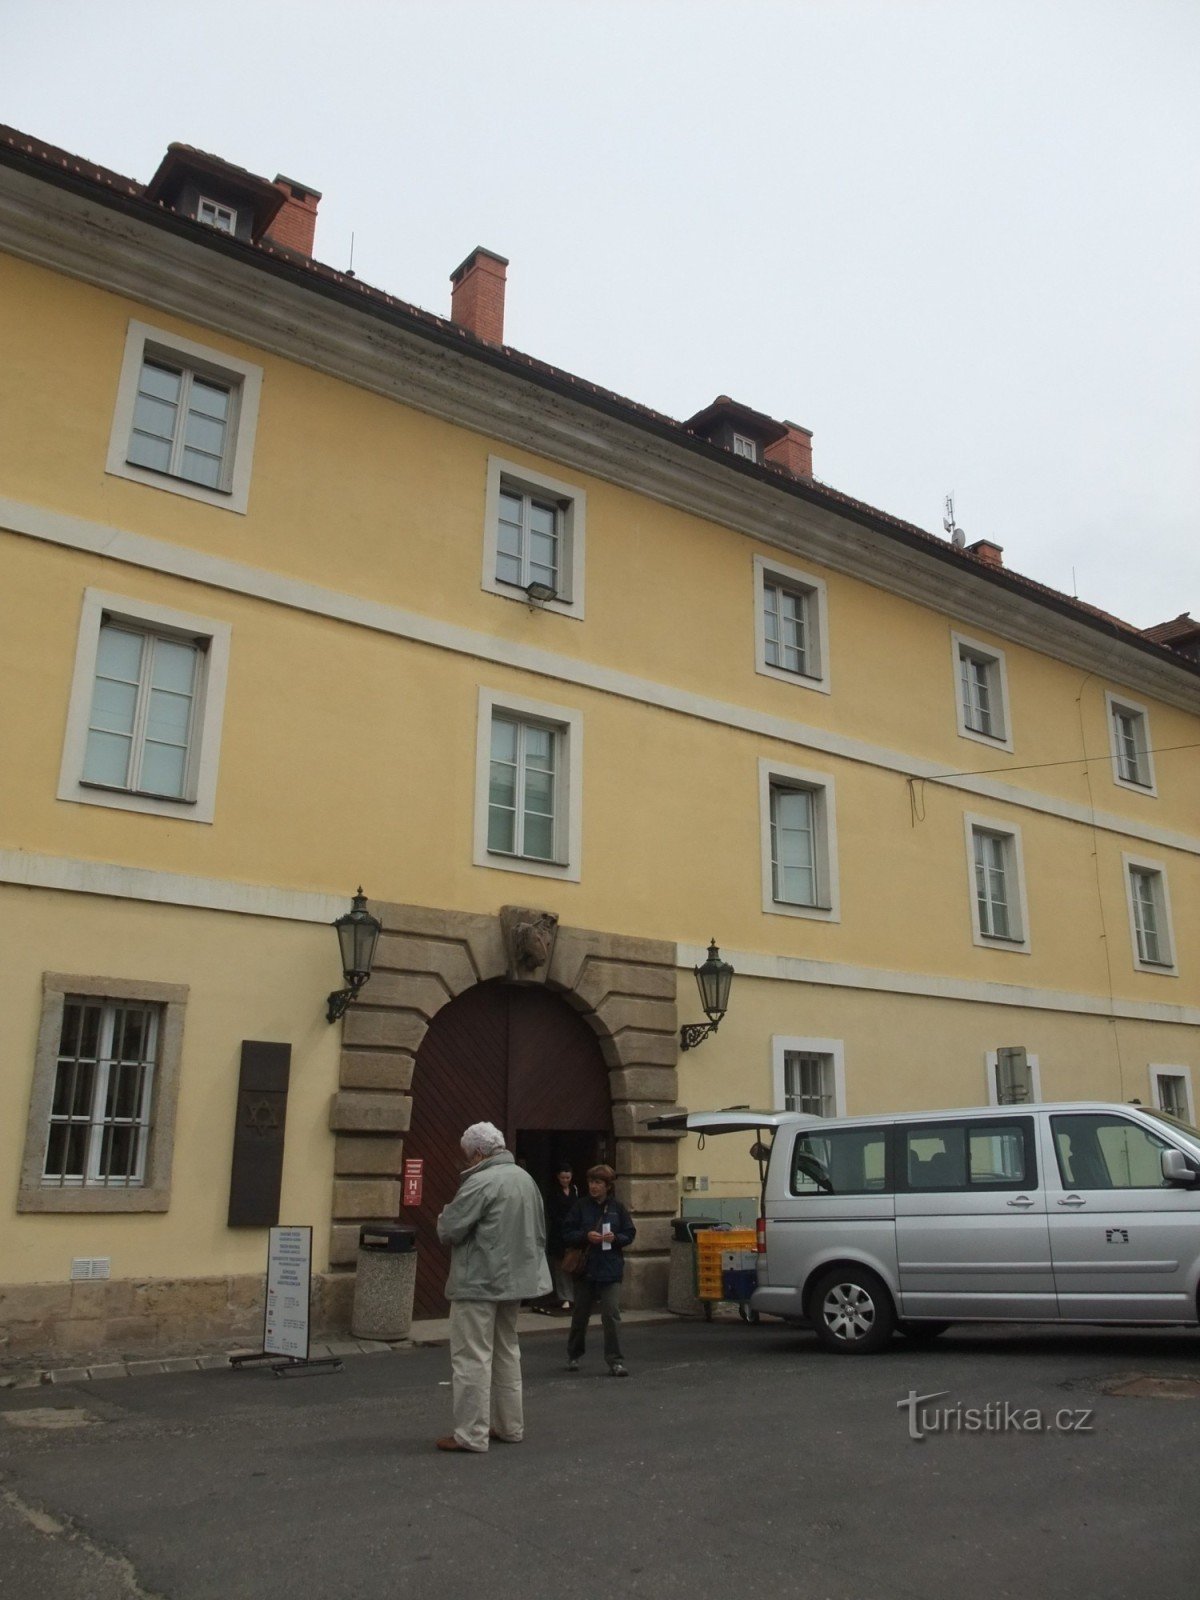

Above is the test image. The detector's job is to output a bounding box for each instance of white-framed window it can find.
[753,555,830,694]
[759,759,840,922]
[57,589,231,823]
[772,1036,846,1117]
[1123,854,1177,974]
[481,456,586,619]
[964,814,1030,952]
[106,320,263,513]
[18,973,187,1214]
[951,631,1012,751]
[473,688,582,882]
[1149,1066,1195,1123]
[732,433,758,461]
[197,196,237,234]
[42,997,158,1187]
[985,1047,1042,1106]
[1105,692,1156,795]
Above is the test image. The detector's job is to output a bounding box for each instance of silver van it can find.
[650,1102,1200,1354]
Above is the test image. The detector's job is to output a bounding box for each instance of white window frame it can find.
[984,1049,1042,1106]
[1123,852,1177,975]
[1105,691,1157,796]
[732,433,758,461]
[197,196,238,234]
[951,631,1012,752]
[964,814,1031,953]
[753,555,831,695]
[758,758,840,922]
[473,687,583,882]
[106,320,263,513]
[1149,1066,1195,1123]
[481,456,586,620]
[771,1036,846,1116]
[57,589,231,823]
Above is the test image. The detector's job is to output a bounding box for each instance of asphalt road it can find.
[1,1317,1199,1600]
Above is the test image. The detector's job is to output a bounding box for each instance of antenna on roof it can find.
[943,493,967,550]
[345,231,356,279]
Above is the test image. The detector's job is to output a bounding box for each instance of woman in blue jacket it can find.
[563,1164,636,1377]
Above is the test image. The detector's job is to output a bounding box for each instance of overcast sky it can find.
[5,0,1197,629]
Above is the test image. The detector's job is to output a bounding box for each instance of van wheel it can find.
[810,1267,896,1355]
[900,1321,950,1343]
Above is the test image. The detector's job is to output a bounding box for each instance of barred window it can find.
[43,997,159,1187]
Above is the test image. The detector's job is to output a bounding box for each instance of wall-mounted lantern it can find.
[326,888,382,1023]
[679,939,734,1051]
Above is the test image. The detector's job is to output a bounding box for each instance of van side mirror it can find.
[1161,1148,1198,1185]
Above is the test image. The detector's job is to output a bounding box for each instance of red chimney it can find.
[967,539,1004,568]
[265,174,321,257]
[763,422,814,480]
[450,247,509,344]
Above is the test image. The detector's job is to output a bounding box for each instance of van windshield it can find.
[1144,1108,1200,1151]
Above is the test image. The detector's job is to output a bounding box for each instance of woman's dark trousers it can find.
[567,1278,623,1363]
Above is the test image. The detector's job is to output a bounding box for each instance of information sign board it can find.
[403,1158,424,1208]
[263,1225,311,1360]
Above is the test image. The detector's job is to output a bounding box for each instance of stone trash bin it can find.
[667,1217,719,1316]
[351,1224,417,1341]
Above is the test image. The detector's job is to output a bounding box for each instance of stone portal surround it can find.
[328,903,680,1321]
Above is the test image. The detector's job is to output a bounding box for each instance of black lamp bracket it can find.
[679,1019,719,1052]
[327,973,369,1024]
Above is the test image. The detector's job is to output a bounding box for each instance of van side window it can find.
[901,1120,1033,1190]
[1052,1114,1171,1190]
[790,1127,888,1195]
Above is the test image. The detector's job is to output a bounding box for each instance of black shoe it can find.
[566,1358,580,1372]
[609,1362,629,1378]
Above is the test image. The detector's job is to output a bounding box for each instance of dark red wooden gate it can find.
[404,980,611,1318]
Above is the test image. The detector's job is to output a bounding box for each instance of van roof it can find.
[648,1102,1175,1136]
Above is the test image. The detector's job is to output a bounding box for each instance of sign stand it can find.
[229,1225,342,1378]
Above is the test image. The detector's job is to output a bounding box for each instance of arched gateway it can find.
[325,903,681,1325]
[407,979,612,1317]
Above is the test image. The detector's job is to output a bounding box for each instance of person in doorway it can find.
[434,1122,551,1452]
[563,1164,636,1377]
[545,1163,579,1312]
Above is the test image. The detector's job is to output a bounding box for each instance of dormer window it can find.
[732,433,758,462]
[197,197,237,234]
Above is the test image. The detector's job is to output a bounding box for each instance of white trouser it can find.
[449,1299,524,1451]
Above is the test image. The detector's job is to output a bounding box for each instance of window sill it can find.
[79,782,196,805]
[17,1186,170,1214]
[765,898,839,923]
[481,849,579,883]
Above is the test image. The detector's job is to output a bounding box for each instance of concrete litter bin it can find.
[351,1224,417,1341]
[667,1217,719,1316]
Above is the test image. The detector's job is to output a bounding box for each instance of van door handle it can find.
[1006,1196,1035,1208]
[1057,1195,1087,1207]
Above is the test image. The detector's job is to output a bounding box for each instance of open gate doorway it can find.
[404,978,612,1319]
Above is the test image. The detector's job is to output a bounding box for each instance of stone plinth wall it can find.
[329,904,681,1316]
[0,1272,356,1361]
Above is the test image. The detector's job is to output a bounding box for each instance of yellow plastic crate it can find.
[694,1229,757,1300]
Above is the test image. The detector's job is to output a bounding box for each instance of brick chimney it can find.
[265,174,321,257]
[967,539,1004,568]
[450,247,509,344]
[763,421,814,480]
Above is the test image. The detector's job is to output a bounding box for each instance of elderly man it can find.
[435,1122,551,1453]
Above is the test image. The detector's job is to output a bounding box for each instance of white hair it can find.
[461,1122,506,1159]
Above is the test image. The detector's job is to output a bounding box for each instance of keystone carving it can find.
[499,905,559,983]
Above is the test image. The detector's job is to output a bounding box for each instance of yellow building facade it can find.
[1,127,1197,1356]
